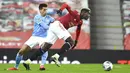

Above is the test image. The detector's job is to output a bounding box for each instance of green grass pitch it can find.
[0,64,130,73]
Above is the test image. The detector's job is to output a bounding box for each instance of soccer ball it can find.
[103,61,113,71]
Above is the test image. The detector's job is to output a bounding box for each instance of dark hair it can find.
[81,8,91,14]
[39,3,48,10]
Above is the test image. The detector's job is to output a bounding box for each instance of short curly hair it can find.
[81,8,91,14]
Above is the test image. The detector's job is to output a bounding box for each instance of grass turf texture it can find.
[0,64,130,73]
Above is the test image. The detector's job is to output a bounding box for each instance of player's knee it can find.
[66,40,74,49]
[64,41,73,51]
[65,37,74,47]
[68,40,74,47]
[41,42,52,52]
[18,45,31,55]
[18,49,25,55]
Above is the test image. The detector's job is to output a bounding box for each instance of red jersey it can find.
[58,3,83,41]
[58,4,83,29]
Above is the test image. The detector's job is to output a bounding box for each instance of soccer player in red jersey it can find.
[23,3,91,69]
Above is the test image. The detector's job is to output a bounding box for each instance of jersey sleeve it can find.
[60,3,77,17]
[41,22,49,30]
[46,8,57,15]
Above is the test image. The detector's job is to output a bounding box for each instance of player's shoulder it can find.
[34,14,41,19]
[46,15,52,18]
[46,15,54,20]
[71,10,80,16]
[73,10,79,14]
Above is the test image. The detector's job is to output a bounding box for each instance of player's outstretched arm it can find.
[71,24,81,49]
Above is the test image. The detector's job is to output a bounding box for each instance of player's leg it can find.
[7,44,32,70]
[28,42,52,62]
[49,21,74,66]
[23,36,54,70]
[24,51,48,71]
[24,24,58,61]
[17,45,31,65]
[8,36,38,70]
[23,43,52,65]
[40,51,48,70]
[23,43,51,70]
[57,36,74,55]
[51,21,74,55]
[23,51,49,71]
[51,37,74,66]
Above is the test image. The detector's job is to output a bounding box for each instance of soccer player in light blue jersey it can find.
[7,3,54,71]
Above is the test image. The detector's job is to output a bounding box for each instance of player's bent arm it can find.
[41,16,55,29]
[46,8,57,15]
[50,16,55,23]
[34,16,49,30]
[40,17,55,30]
[40,22,49,30]
[60,3,75,16]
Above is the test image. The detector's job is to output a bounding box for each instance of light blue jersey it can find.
[32,14,55,37]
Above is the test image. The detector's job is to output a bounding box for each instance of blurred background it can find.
[0,0,129,65]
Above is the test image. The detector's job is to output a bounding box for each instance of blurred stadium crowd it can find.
[123,0,130,50]
[0,0,84,32]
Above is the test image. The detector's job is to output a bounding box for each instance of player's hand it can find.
[71,40,78,49]
[56,10,62,16]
